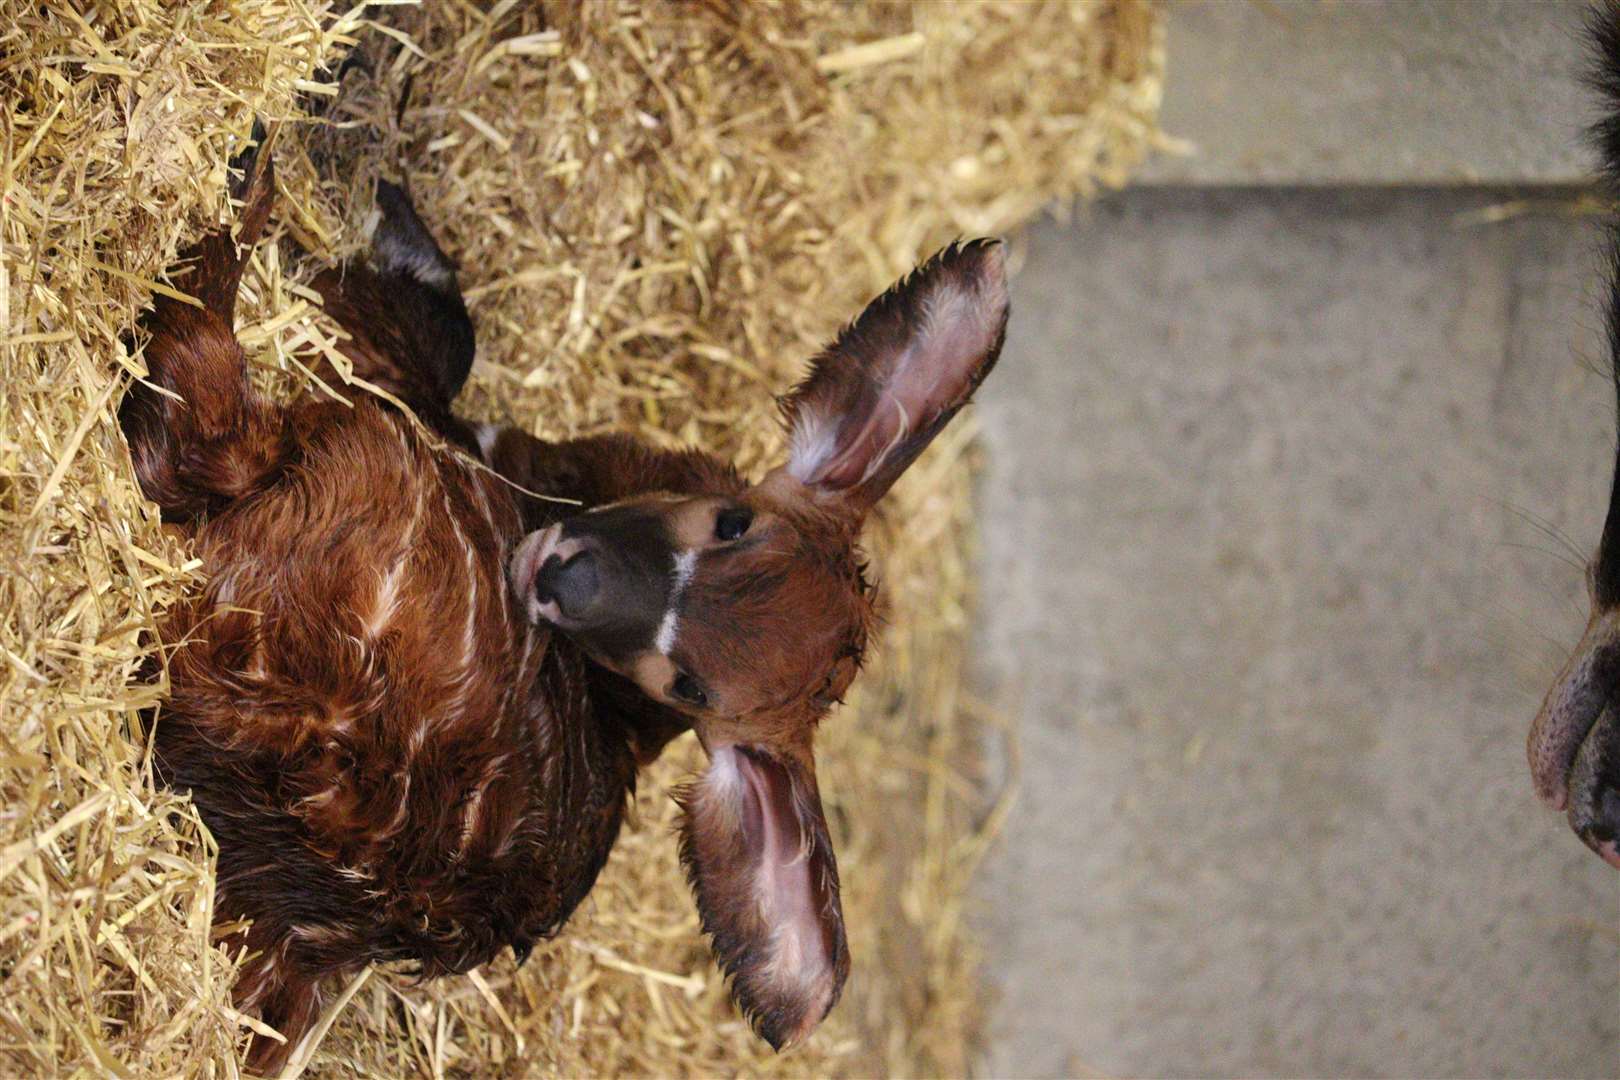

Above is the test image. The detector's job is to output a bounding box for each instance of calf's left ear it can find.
[774,238,1010,515]
[677,743,848,1049]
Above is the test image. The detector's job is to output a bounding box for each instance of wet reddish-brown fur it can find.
[123,133,1009,1070]
[123,155,697,1073]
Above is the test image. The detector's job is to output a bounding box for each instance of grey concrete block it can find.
[976,189,1620,1078]
[1142,1,1593,186]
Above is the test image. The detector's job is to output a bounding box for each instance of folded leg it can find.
[119,126,291,523]
[309,181,477,444]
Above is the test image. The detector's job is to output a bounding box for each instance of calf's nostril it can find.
[1577,785,1620,868]
[1597,785,1620,839]
[1563,700,1620,867]
[536,549,599,619]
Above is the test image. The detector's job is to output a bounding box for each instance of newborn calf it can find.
[122,134,1009,1071]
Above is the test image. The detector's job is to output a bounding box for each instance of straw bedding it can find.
[0,1,1163,1075]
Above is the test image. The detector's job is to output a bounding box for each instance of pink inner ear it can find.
[813,379,912,490]
[731,747,826,965]
[688,744,847,1048]
[792,248,1009,494]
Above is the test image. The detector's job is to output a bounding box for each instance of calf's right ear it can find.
[677,742,848,1050]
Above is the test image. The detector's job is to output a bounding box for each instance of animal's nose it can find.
[536,548,599,620]
[1567,705,1620,868]
[1571,782,1620,868]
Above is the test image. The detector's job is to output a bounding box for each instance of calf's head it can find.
[508,239,1009,1044]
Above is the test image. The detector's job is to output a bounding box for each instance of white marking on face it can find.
[673,549,698,591]
[656,548,700,656]
[655,606,680,656]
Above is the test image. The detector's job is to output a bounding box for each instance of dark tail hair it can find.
[118,124,291,522]
[1589,3,1620,187]
[1586,2,1620,606]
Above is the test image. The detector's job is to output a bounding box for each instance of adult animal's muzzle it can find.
[1529,612,1620,867]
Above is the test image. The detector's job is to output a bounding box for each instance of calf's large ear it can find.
[775,238,1010,515]
[677,742,848,1050]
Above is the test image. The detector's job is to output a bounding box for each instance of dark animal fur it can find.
[1586,2,1620,608]
[1525,3,1620,868]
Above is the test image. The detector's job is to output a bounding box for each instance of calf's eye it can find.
[672,671,708,707]
[715,507,752,542]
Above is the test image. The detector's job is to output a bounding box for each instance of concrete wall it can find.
[975,190,1620,1077]
[1139,1,1591,186]
[974,6,1620,1074]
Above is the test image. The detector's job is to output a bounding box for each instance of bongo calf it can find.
[122,133,1008,1071]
